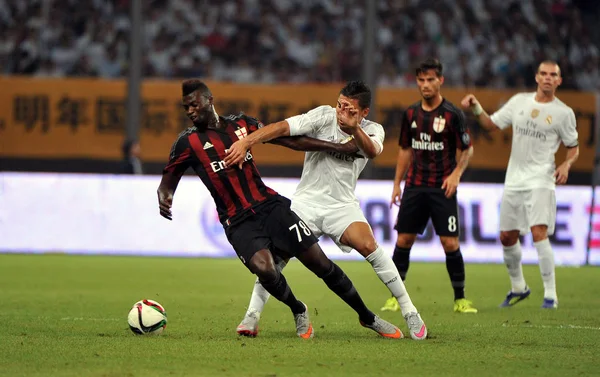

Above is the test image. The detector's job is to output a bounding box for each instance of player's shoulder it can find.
[551,96,575,113]
[361,118,384,133]
[406,101,422,112]
[174,126,196,142]
[224,112,264,127]
[308,105,336,117]
[440,98,464,115]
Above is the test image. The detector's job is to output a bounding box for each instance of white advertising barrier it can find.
[0,172,593,266]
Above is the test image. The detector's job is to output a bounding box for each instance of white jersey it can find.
[286,105,385,207]
[490,92,578,191]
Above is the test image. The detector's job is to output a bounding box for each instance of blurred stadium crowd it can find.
[2,0,599,90]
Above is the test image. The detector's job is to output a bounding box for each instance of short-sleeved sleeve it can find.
[559,108,579,147]
[364,122,385,155]
[454,109,472,150]
[490,94,522,130]
[398,109,412,148]
[163,131,194,178]
[286,105,335,137]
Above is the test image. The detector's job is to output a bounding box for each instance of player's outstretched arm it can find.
[225,121,291,167]
[460,94,498,132]
[269,135,359,155]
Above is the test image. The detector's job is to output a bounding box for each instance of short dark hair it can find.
[182,79,212,97]
[416,58,443,77]
[339,80,371,108]
[537,60,561,75]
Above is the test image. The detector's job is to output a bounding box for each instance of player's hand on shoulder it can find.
[390,185,402,208]
[460,94,479,110]
[224,139,249,169]
[157,190,174,220]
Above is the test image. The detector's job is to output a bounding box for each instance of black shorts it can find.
[224,195,318,270]
[394,187,460,237]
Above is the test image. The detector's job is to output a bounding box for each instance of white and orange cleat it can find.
[404,312,427,340]
[236,309,260,337]
[360,316,404,339]
[294,302,314,339]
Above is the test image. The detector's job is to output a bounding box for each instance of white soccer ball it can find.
[127,299,168,335]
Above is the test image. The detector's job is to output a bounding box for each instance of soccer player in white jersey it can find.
[461,61,579,309]
[225,81,427,340]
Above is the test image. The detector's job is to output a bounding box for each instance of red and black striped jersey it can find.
[398,99,471,188]
[163,113,278,225]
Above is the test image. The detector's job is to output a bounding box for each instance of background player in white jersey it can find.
[461,61,579,309]
[225,81,427,340]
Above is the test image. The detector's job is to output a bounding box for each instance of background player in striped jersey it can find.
[382,59,478,314]
[157,79,402,339]
[225,81,427,340]
[461,61,579,309]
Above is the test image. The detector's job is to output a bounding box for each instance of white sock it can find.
[503,240,527,293]
[366,246,417,316]
[245,259,288,315]
[534,238,557,300]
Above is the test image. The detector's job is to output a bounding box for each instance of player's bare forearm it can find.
[462,96,498,132]
[350,127,379,159]
[157,172,181,197]
[394,147,412,186]
[244,120,291,148]
[269,136,358,154]
[157,171,182,220]
[452,146,474,177]
[563,146,579,168]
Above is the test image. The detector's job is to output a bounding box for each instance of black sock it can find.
[445,248,465,300]
[392,245,411,282]
[259,272,305,314]
[322,263,375,324]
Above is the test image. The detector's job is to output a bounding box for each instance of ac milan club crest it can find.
[433,116,446,133]
[235,127,248,139]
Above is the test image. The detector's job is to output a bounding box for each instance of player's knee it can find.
[248,250,277,281]
[531,226,548,242]
[396,233,416,248]
[355,238,378,255]
[500,231,519,247]
[440,237,459,252]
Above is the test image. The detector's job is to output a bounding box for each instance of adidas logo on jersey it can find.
[411,121,417,128]
[203,142,214,150]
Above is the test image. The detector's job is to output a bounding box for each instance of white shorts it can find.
[291,199,370,253]
[499,188,556,235]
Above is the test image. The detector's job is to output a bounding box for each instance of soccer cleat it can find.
[404,312,427,340]
[236,309,260,337]
[499,287,531,307]
[541,298,558,309]
[380,297,400,312]
[294,302,314,339]
[360,315,404,339]
[454,298,478,313]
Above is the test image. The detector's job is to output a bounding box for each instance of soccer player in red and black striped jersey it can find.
[157,79,402,339]
[382,59,478,314]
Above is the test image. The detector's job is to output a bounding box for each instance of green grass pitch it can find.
[1,254,599,377]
